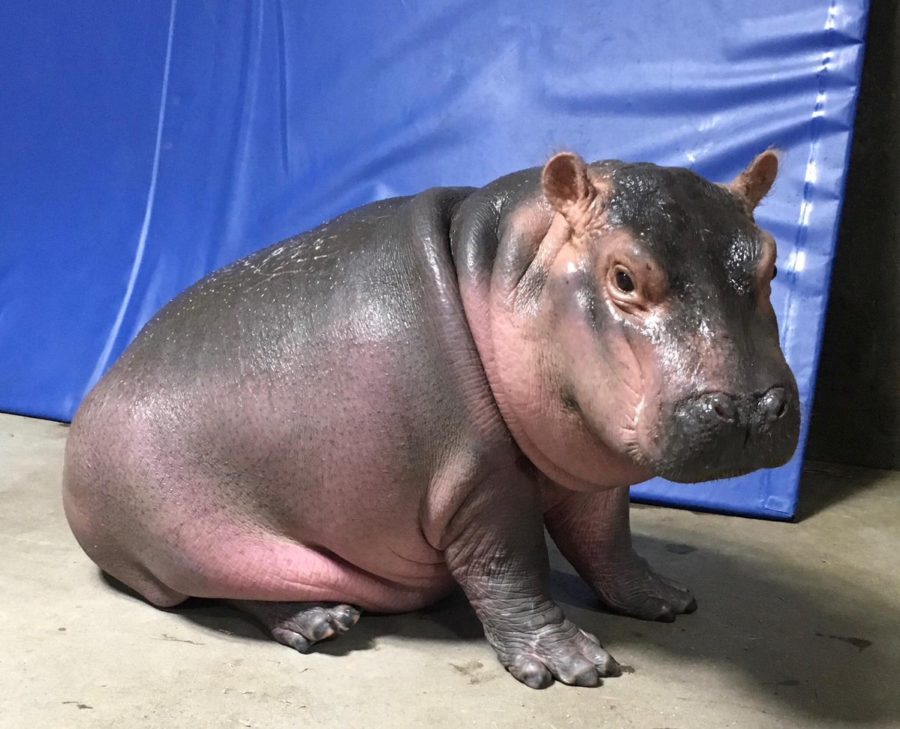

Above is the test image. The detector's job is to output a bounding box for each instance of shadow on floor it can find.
[102,529,900,725]
[570,533,899,725]
[795,460,892,521]
[101,571,484,650]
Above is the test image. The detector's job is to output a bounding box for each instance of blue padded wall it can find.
[0,1,868,518]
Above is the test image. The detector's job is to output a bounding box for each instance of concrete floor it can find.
[1,413,898,729]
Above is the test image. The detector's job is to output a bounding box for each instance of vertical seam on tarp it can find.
[765,0,840,515]
[786,0,839,339]
[209,2,263,275]
[275,0,291,175]
[85,0,178,392]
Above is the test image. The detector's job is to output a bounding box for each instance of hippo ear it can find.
[542,152,597,233]
[730,149,780,211]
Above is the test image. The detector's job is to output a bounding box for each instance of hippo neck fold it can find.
[449,167,652,492]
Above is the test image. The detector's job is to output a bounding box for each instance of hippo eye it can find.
[614,268,636,293]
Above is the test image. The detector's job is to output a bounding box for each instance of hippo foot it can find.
[229,600,361,653]
[594,552,696,622]
[493,619,622,689]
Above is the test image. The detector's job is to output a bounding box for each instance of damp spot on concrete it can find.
[665,543,697,555]
[449,659,495,684]
[815,631,873,652]
[62,702,93,710]
[777,679,801,687]
[450,660,482,675]
[57,627,66,632]
[158,633,205,646]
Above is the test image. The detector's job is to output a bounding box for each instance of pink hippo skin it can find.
[63,151,799,688]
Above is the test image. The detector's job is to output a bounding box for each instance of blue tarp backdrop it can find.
[0,1,869,518]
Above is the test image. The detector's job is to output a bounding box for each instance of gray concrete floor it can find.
[1,413,898,729]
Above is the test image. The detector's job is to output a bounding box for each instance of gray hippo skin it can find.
[63,150,799,689]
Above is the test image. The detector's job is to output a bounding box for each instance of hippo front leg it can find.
[443,474,621,689]
[544,485,697,622]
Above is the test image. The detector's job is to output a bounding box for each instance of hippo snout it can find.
[663,385,800,483]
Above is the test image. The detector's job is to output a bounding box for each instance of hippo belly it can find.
[63,189,488,612]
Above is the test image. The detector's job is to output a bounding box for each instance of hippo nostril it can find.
[759,387,788,421]
[704,392,737,423]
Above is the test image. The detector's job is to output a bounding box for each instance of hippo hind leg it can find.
[229,600,361,653]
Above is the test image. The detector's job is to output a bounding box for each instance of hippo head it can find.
[493,151,800,488]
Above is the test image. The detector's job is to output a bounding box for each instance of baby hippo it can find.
[63,150,799,688]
